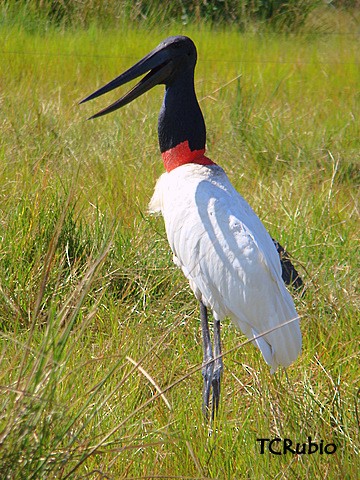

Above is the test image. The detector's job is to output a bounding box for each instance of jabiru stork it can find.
[81,36,302,419]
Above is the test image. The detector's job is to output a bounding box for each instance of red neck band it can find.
[161,140,215,173]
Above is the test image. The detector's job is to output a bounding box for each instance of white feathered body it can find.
[149,163,301,372]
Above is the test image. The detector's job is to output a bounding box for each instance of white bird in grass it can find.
[81,35,302,419]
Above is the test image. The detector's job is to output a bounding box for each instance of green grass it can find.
[0,11,359,480]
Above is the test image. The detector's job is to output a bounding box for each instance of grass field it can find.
[0,7,359,480]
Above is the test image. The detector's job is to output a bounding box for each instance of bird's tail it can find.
[232,285,302,373]
[251,311,301,374]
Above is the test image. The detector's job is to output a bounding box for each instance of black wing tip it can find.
[272,238,305,295]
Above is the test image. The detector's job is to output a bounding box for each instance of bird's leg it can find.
[211,314,223,418]
[200,301,214,419]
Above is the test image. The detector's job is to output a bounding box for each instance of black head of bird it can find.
[80,35,206,156]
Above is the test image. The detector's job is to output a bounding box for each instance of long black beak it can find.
[80,43,174,119]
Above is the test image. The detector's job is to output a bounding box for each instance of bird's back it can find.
[149,163,301,372]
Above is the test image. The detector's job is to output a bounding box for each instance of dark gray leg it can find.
[212,314,223,418]
[200,301,214,418]
[200,302,223,419]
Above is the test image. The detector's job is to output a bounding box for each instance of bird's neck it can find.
[161,140,213,173]
[158,76,215,173]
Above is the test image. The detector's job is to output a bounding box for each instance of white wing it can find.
[149,163,301,372]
